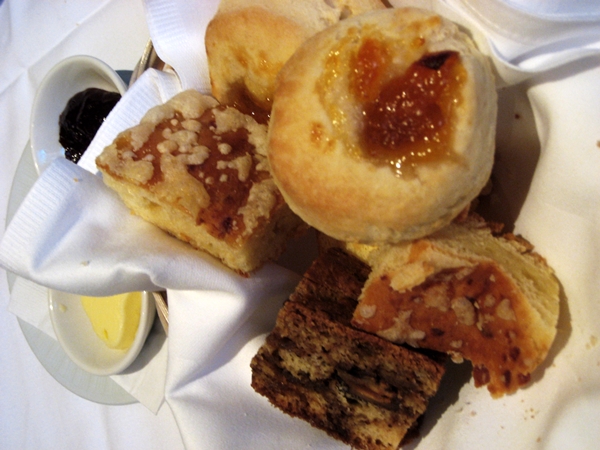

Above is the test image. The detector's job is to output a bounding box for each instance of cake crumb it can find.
[586,334,598,349]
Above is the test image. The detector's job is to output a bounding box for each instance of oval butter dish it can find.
[49,289,155,376]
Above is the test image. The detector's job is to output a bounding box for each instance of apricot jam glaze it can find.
[350,38,466,176]
[355,262,536,396]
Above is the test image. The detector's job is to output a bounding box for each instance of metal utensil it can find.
[129,40,167,88]
[152,291,169,336]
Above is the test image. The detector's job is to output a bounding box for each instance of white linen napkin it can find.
[390,0,600,85]
[165,289,348,450]
[142,0,219,93]
[1,152,300,414]
[2,0,600,448]
[0,64,302,413]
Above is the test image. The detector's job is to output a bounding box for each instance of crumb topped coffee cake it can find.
[96,90,305,274]
[251,247,446,450]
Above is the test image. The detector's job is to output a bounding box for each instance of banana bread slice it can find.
[251,247,446,450]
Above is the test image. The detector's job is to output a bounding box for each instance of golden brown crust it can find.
[350,215,560,397]
[267,8,497,244]
[96,90,305,274]
[205,0,386,117]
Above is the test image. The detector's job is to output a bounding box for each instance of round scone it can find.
[268,7,498,244]
[205,0,385,122]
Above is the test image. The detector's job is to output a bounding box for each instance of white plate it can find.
[6,142,136,405]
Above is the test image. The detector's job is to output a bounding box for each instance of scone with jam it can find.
[267,8,497,244]
[96,89,305,274]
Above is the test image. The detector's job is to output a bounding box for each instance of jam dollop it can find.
[349,38,465,176]
[59,87,121,163]
[227,83,271,125]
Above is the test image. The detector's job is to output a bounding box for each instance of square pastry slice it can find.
[251,247,446,450]
[96,90,305,274]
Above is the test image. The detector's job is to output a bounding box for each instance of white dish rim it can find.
[29,55,127,175]
[48,289,156,377]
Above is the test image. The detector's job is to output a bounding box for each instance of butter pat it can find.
[81,292,142,350]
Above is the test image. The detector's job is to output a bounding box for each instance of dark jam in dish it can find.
[58,87,121,163]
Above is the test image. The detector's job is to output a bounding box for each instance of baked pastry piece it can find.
[96,90,305,274]
[251,247,446,449]
[268,7,497,243]
[350,215,560,397]
[205,0,386,122]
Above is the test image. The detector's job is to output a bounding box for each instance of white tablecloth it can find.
[2,1,600,449]
[0,1,184,448]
